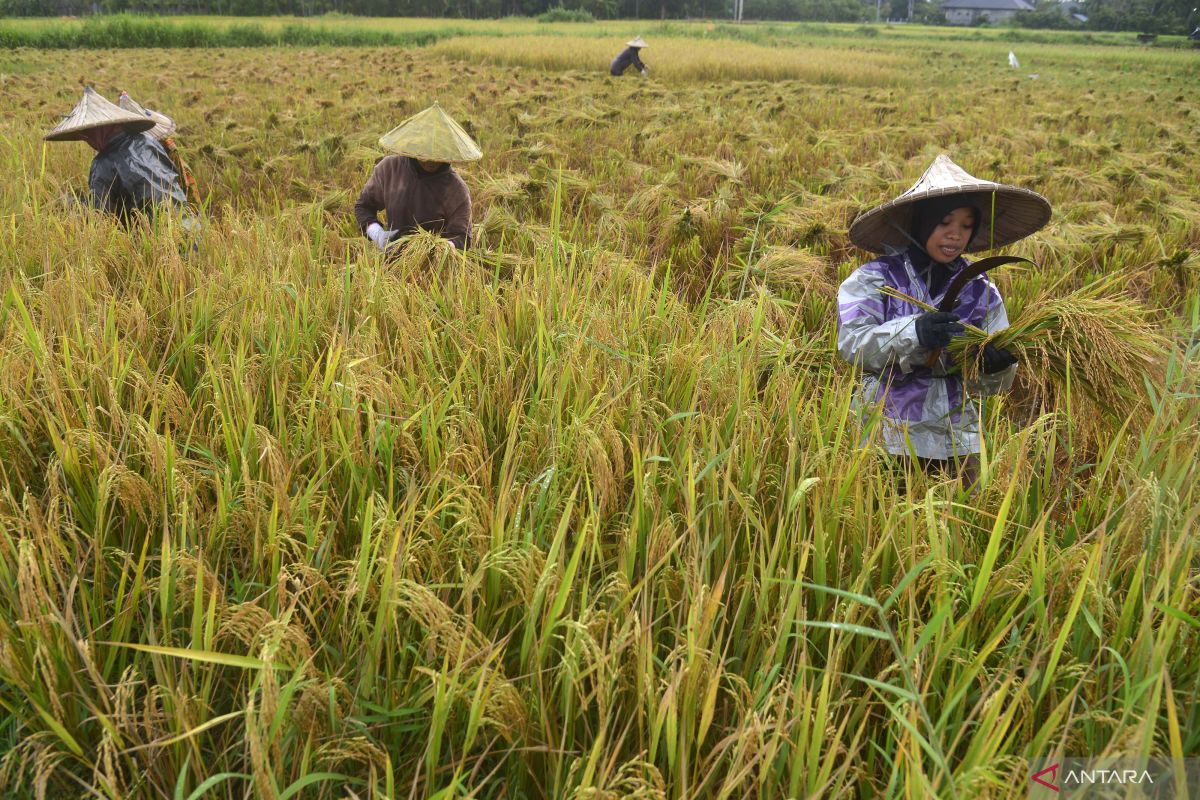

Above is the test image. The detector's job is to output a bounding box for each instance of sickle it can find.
[924,255,1035,368]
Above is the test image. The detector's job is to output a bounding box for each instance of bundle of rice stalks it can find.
[984,287,1161,417]
[1134,195,1200,229]
[725,246,835,300]
[1047,166,1111,201]
[678,155,745,185]
[1059,200,1117,224]
[1101,158,1172,191]
[473,204,554,252]
[299,189,348,216]
[1158,248,1200,289]
[650,202,714,264]
[528,162,590,196]
[1071,216,1153,248]
[755,329,828,375]
[625,181,677,222]
[882,277,1169,422]
[563,106,616,126]
[764,192,859,250]
[474,173,534,206]
[463,245,524,279]
[711,288,795,336]
[387,229,462,275]
[979,285,1168,421]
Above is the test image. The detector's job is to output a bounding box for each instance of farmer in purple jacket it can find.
[837,154,1052,485]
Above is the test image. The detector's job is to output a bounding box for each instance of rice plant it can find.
[0,26,1197,800]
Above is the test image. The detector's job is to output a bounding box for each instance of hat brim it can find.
[143,119,177,141]
[848,183,1051,254]
[118,97,177,140]
[383,146,480,163]
[44,117,156,142]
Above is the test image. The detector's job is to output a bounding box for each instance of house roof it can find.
[942,0,1033,10]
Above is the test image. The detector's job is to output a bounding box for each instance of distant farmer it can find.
[355,102,479,254]
[117,91,201,207]
[837,154,1052,486]
[610,37,649,77]
[45,87,189,223]
[1191,26,1200,40]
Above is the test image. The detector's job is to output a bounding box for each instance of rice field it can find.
[0,22,1198,799]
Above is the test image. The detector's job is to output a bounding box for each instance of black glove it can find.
[981,342,1018,374]
[914,311,965,349]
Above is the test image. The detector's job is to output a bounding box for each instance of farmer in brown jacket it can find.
[354,103,480,253]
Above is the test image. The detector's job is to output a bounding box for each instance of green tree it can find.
[1083,0,1197,31]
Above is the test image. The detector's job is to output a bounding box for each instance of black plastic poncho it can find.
[88,131,188,222]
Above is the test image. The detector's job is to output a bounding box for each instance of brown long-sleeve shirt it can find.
[354,156,472,250]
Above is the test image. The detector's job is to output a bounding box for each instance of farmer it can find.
[837,154,1052,486]
[45,87,190,223]
[117,91,201,207]
[355,102,478,254]
[610,37,649,77]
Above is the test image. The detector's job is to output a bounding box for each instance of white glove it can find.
[366,222,397,251]
[640,68,648,77]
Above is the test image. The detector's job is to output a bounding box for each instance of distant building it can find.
[942,0,1034,24]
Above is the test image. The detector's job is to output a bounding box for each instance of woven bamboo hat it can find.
[848,154,1052,254]
[117,91,177,140]
[378,103,482,163]
[45,87,156,142]
[626,36,648,48]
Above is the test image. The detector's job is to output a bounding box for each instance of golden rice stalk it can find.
[97,464,155,527]
[571,757,666,800]
[315,736,389,778]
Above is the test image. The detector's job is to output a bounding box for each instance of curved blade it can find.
[938,255,1035,313]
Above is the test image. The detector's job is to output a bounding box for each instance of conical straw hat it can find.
[848,154,1052,254]
[117,91,176,140]
[45,87,156,142]
[626,36,648,48]
[378,103,482,163]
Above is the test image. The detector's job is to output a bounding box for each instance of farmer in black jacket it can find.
[45,87,189,224]
[610,37,649,77]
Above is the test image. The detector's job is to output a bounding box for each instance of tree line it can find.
[2,0,1195,34]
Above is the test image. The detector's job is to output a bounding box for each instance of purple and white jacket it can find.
[836,253,1017,459]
